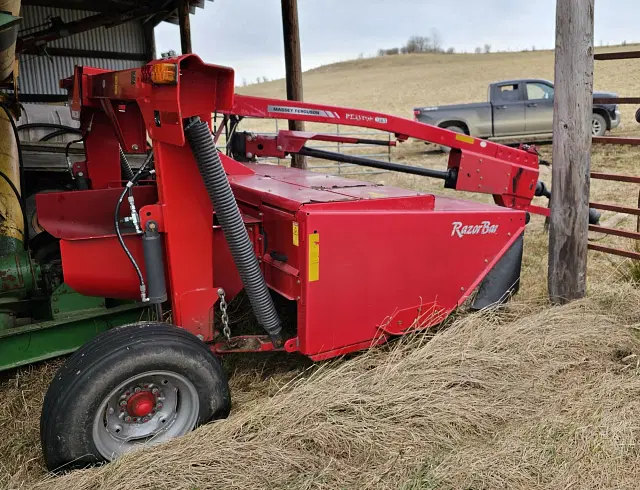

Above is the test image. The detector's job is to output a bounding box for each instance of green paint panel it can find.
[0,236,22,256]
[51,283,105,319]
[0,249,40,298]
[0,12,21,30]
[0,305,147,371]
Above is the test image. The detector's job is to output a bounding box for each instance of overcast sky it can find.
[155,0,639,84]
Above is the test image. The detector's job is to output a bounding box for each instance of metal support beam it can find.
[17,4,162,54]
[145,1,175,28]
[281,0,306,169]
[548,0,594,304]
[20,46,147,61]
[178,0,192,54]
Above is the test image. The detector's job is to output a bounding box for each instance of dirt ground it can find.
[2,47,640,489]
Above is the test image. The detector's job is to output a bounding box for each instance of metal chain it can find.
[217,288,231,341]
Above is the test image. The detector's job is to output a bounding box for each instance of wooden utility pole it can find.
[281,0,306,169]
[548,0,595,303]
[143,21,156,62]
[178,0,192,55]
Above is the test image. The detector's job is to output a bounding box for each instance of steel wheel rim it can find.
[592,117,602,135]
[92,370,199,461]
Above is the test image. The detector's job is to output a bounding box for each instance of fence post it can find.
[548,0,595,303]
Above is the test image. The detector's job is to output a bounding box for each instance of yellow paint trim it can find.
[455,133,475,145]
[292,221,299,246]
[0,110,23,241]
[308,232,319,282]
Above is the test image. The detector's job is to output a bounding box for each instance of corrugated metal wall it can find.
[18,5,146,95]
[20,56,143,96]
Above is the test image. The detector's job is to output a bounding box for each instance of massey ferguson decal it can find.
[267,105,340,118]
[451,221,499,238]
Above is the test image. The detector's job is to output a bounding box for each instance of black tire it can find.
[40,322,230,472]
[439,125,466,153]
[592,113,607,137]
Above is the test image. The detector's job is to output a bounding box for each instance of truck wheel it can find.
[440,125,466,153]
[592,113,607,137]
[40,322,230,472]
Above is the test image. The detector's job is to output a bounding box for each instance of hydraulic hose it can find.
[17,123,83,134]
[184,117,283,347]
[114,152,154,303]
[119,146,135,181]
[39,128,78,142]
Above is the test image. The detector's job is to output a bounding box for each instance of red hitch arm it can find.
[224,95,547,216]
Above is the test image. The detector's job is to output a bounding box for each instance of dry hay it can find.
[0,361,60,489]
[20,284,640,490]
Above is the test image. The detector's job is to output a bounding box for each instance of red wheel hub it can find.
[126,391,156,418]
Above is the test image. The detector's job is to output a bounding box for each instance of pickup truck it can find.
[413,79,620,149]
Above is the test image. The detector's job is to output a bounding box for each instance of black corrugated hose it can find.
[119,146,135,181]
[184,116,283,347]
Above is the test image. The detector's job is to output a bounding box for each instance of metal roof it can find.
[16,0,214,96]
[22,0,213,23]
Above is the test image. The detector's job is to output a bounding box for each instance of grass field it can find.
[2,47,640,489]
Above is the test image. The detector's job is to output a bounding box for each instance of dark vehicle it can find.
[413,79,620,150]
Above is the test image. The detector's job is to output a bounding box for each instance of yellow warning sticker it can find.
[308,232,320,282]
[292,221,299,246]
[455,133,474,145]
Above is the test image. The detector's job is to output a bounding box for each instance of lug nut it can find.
[125,416,132,423]
[142,416,150,422]
[152,387,159,395]
[156,402,163,409]
[120,400,127,407]
[134,387,141,393]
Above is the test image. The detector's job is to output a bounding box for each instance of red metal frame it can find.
[37,55,545,360]
[225,95,542,213]
[587,172,640,260]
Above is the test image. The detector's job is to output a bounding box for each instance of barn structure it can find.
[0,0,306,162]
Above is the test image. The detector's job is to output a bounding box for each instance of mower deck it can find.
[220,163,527,360]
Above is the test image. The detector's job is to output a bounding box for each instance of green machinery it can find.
[0,148,147,371]
[0,5,147,372]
